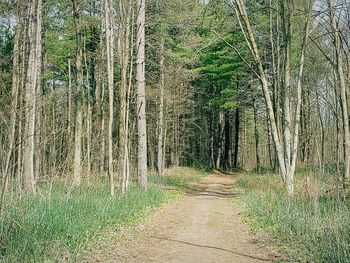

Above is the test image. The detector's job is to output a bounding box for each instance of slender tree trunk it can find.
[86,102,92,181]
[216,111,225,169]
[100,99,106,173]
[334,72,341,175]
[280,0,294,194]
[233,108,240,168]
[23,0,42,195]
[72,0,83,187]
[104,0,115,196]
[67,59,72,138]
[83,38,91,183]
[136,0,148,187]
[286,0,312,195]
[118,0,133,192]
[316,91,325,172]
[34,4,42,183]
[123,25,134,191]
[157,35,165,176]
[223,114,230,170]
[267,119,274,168]
[253,98,261,172]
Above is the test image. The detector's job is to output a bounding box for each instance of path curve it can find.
[80,173,278,263]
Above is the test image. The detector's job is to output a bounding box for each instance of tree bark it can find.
[157,35,165,176]
[72,0,83,187]
[253,98,261,172]
[23,0,42,195]
[136,0,148,187]
[104,0,115,196]
[233,108,240,168]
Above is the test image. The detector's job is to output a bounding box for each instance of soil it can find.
[79,173,280,263]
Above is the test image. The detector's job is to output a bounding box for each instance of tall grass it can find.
[0,167,207,262]
[236,172,350,262]
[0,179,166,262]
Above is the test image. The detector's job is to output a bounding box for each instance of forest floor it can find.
[79,172,281,263]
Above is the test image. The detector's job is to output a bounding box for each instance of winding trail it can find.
[80,173,278,263]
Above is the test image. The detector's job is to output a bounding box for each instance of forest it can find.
[1,0,350,262]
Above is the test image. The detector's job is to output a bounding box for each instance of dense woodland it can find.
[1,0,350,261]
[1,0,350,196]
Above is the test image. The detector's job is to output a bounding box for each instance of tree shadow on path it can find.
[150,236,271,262]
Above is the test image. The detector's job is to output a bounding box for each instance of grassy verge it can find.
[0,167,206,262]
[235,172,350,262]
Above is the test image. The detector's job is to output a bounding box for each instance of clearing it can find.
[80,173,279,262]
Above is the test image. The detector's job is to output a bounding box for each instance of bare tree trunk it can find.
[157,35,165,176]
[123,33,134,191]
[17,81,24,195]
[83,38,91,183]
[163,115,168,169]
[118,0,133,192]
[267,119,274,168]
[34,0,43,182]
[100,97,106,173]
[23,0,42,195]
[72,0,83,187]
[316,91,325,172]
[216,111,225,169]
[223,114,230,170]
[280,0,293,189]
[286,0,312,195]
[104,0,115,196]
[67,59,72,138]
[233,108,240,168]
[334,72,341,175]
[253,98,261,172]
[86,101,92,181]
[136,0,148,187]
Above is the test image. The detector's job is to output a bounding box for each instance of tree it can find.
[22,0,42,195]
[328,0,350,181]
[72,0,83,187]
[157,33,165,176]
[232,0,313,195]
[104,0,115,196]
[136,0,148,187]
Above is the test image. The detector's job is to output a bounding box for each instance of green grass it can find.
[149,167,208,190]
[0,167,207,262]
[236,172,350,262]
[0,179,167,262]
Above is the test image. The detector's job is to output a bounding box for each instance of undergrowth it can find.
[236,172,350,262]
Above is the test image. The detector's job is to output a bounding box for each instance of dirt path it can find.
[80,173,278,263]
